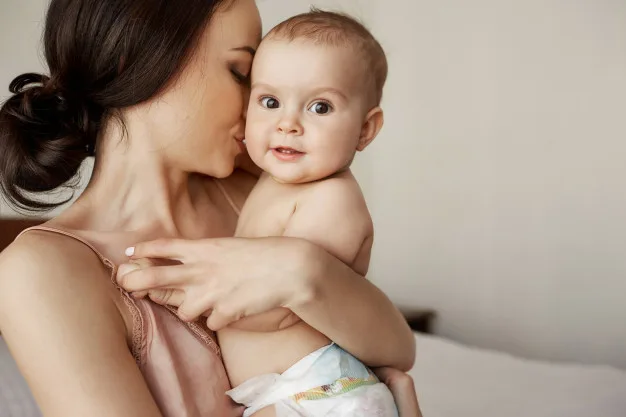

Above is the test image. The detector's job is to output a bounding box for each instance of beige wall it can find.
[2,0,625,368]
[364,0,626,368]
[0,0,90,217]
[0,0,45,216]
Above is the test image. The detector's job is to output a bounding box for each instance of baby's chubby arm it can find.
[283,177,416,371]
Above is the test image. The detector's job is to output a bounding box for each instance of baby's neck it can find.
[268,168,353,186]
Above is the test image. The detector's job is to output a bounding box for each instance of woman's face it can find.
[153,0,261,178]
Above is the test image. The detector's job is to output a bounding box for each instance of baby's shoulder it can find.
[296,175,371,235]
[302,172,367,207]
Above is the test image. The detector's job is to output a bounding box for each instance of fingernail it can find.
[117,263,140,279]
[125,246,135,257]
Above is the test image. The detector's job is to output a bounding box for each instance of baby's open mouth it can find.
[271,147,305,161]
[273,147,303,155]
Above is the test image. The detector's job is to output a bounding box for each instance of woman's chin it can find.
[198,147,239,178]
[211,159,237,179]
[209,167,234,179]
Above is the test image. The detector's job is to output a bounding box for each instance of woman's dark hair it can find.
[0,0,231,212]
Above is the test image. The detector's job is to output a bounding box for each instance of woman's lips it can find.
[271,147,304,162]
[234,137,246,152]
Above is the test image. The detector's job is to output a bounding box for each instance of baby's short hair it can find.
[265,8,388,106]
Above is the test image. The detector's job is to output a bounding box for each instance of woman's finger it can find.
[131,290,148,299]
[117,263,190,292]
[126,238,192,262]
[178,292,218,322]
[147,289,185,307]
[206,302,243,331]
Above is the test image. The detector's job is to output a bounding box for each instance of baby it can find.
[220,9,399,417]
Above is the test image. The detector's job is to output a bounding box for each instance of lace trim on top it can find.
[164,305,221,356]
[16,227,144,366]
[16,223,225,361]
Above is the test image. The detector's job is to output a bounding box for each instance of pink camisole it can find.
[16,181,244,416]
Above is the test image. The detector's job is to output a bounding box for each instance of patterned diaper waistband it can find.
[290,370,379,403]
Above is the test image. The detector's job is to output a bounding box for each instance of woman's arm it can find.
[0,234,162,417]
[374,368,423,417]
[118,236,415,371]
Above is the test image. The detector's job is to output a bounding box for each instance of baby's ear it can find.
[357,107,384,151]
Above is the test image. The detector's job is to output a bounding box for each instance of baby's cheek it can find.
[246,141,267,168]
[323,140,356,163]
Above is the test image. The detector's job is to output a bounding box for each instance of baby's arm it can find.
[283,178,373,274]
[283,178,415,371]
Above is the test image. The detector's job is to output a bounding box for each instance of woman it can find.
[0,0,421,416]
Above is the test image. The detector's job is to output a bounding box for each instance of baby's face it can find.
[245,38,371,183]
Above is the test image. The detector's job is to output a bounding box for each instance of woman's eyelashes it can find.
[230,67,250,86]
[258,96,334,115]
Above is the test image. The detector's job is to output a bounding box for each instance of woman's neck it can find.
[58,115,213,239]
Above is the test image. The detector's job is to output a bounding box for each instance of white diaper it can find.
[226,344,399,417]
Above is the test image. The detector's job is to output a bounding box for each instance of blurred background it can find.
[1,0,625,373]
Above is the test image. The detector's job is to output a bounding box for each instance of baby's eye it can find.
[308,101,333,115]
[260,97,280,109]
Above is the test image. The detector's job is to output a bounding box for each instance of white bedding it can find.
[409,333,626,417]
[2,334,626,416]
[0,336,40,417]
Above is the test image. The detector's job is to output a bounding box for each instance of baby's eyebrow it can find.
[250,82,274,90]
[248,84,348,102]
[311,87,348,102]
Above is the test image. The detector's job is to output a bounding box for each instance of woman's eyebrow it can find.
[231,46,256,56]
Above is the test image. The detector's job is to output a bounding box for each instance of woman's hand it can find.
[374,368,423,417]
[117,235,416,371]
[116,237,316,330]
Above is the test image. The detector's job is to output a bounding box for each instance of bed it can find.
[2,332,626,417]
[408,334,626,417]
[2,219,626,416]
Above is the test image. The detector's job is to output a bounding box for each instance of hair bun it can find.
[0,72,101,211]
[9,72,50,94]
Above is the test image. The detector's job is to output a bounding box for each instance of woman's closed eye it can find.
[230,68,250,86]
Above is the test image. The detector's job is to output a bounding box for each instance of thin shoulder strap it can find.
[213,178,242,216]
[16,225,146,364]
[19,226,221,357]
[17,225,115,269]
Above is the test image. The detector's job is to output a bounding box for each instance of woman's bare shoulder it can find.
[0,231,161,415]
[0,228,109,274]
[0,230,118,325]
